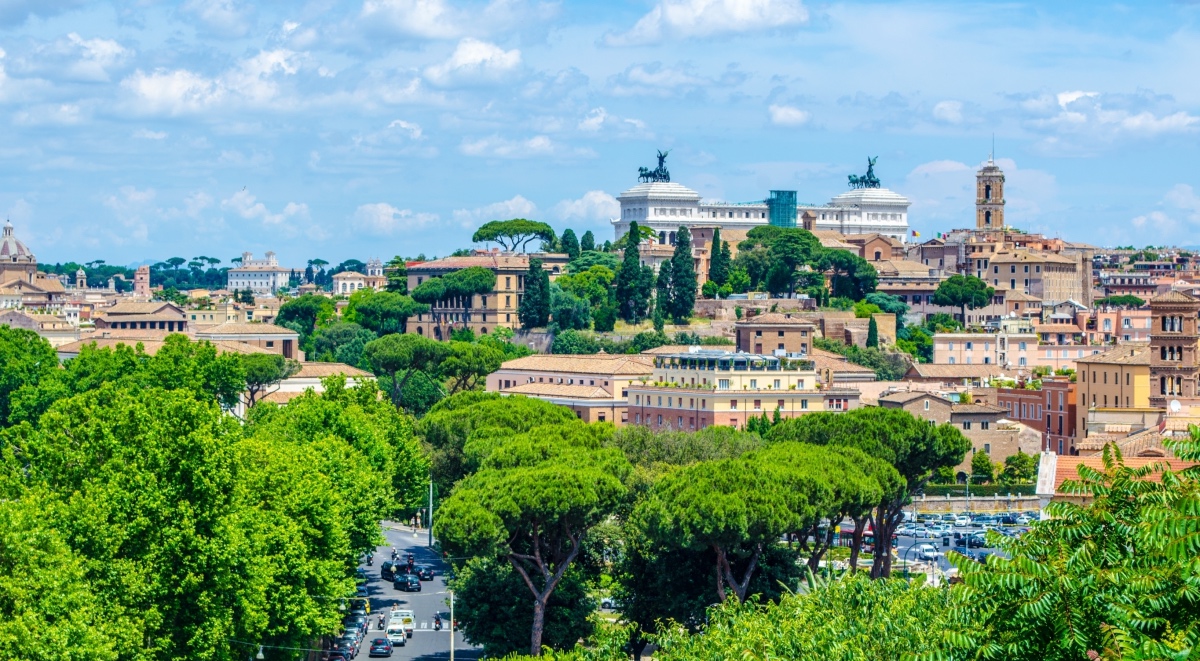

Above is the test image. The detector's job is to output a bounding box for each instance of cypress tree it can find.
[670,226,697,323]
[708,228,729,285]
[580,230,595,252]
[655,264,671,320]
[519,258,551,329]
[615,222,648,323]
[867,315,879,348]
[560,229,580,262]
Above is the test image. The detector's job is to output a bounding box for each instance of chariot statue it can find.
[847,156,881,189]
[638,149,672,183]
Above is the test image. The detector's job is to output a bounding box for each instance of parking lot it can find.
[891,511,1035,578]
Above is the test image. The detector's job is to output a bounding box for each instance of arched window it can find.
[669,231,676,245]
[873,250,882,260]
[984,184,992,200]
[984,210,992,226]
[417,327,423,335]
[659,231,666,244]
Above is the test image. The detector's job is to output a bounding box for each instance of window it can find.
[750,379,757,388]
[801,399,808,409]
[1019,341,1027,350]
[718,379,730,390]
[657,415,663,425]
[963,421,972,430]
[924,400,930,410]
[778,331,785,337]
[949,357,956,364]
[966,341,973,350]
[984,443,991,454]
[981,421,989,430]
[730,400,737,410]
[753,399,761,410]
[774,379,781,389]
[266,341,274,348]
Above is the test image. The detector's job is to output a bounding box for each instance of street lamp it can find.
[256,645,265,660]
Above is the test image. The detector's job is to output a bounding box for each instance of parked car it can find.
[394,574,421,592]
[914,543,941,561]
[368,638,394,657]
[999,514,1019,525]
[1015,514,1033,525]
[355,584,369,598]
[415,565,435,581]
[954,515,971,527]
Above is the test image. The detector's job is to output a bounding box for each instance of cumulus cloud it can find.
[360,0,555,40]
[387,119,423,139]
[460,134,592,159]
[932,100,963,124]
[121,49,300,115]
[768,104,809,126]
[452,195,538,227]
[576,107,650,137]
[424,38,521,87]
[606,0,808,46]
[11,33,131,83]
[354,203,438,235]
[554,191,619,222]
[1132,184,1200,237]
[220,189,308,226]
[1019,90,1199,151]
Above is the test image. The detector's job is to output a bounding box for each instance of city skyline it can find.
[4,0,1200,265]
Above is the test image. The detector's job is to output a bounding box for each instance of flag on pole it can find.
[912,230,920,238]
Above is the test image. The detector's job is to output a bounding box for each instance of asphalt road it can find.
[353,522,482,661]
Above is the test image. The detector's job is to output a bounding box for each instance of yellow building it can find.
[1075,344,1152,442]
[625,350,861,431]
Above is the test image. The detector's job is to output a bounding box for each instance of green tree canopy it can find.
[363,333,448,409]
[0,326,58,426]
[519,258,551,329]
[560,229,581,262]
[933,274,995,323]
[580,230,595,252]
[277,294,336,337]
[352,290,429,335]
[473,219,556,252]
[240,352,301,407]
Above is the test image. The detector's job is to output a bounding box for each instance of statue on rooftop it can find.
[847,156,881,189]
[638,149,672,183]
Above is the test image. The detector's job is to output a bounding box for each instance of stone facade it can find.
[1149,291,1200,409]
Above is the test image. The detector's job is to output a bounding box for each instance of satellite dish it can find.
[1171,399,1182,413]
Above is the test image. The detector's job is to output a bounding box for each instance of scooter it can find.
[366,554,373,566]
[378,615,386,630]
[433,615,442,631]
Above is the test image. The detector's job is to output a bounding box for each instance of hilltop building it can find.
[227,251,291,295]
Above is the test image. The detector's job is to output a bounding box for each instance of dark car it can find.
[368,638,394,657]
[381,561,396,581]
[415,565,435,581]
[339,634,360,654]
[326,652,350,661]
[343,615,367,638]
[999,514,1019,525]
[332,638,356,659]
[393,574,421,592]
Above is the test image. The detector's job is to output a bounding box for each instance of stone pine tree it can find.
[616,221,650,323]
[519,259,551,329]
[670,226,697,323]
[580,230,595,252]
[866,316,879,348]
[707,228,729,286]
[560,229,580,262]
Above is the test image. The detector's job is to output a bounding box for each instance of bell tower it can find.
[976,155,1005,230]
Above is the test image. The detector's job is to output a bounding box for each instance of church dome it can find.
[617,181,702,202]
[0,221,34,261]
[829,187,910,207]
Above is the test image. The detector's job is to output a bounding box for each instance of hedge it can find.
[919,484,1035,497]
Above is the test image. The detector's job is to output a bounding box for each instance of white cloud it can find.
[606,0,808,46]
[65,33,129,81]
[360,0,554,40]
[578,107,608,132]
[460,135,555,158]
[1022,90,1200,147]
[608,62,745,97]
[13,103,85,126]
[133,129,167,140]
[387,119,423,140]
[453,195,538,228]
[121,49,300,115]
[220,189,308,226]
[182,0,253,37]
[932,100,963,124]
[354,203,438,235]
[768,104,809,126]
[1132,184,1200,237]
[424,38,521,87]
[554,191,619,222]
[576,107,651,137]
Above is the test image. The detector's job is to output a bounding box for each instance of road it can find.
[354,522,482,660]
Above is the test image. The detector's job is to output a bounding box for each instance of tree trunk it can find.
[870,503,902,579]
[530,596,547,656]
[807,526,835,573]
[848,516,868,574]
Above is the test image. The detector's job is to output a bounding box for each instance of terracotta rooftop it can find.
[1045,453,1197,497]
[497,353,655,376]
[905,363,1010,379]
[409,253,566,272]
[1075,344,1151,366]
[103,301,181,315]
[196,322,299,336]
[1152,290,1199,304]
[293,362,373,378]
[808,348,876,374]
[503,383,615,399]
[737,312,816,326]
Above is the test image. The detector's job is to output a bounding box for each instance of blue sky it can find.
[4,0,1200,267]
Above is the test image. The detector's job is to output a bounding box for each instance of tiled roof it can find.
[196,322,299,336]
[260,390,308,404]
[808,348,876,374]
[1075,344,1150,366]
[1034,324,1084,333]
[1152,290,1198,304]
[879,390,937,405]
[104,301,181,315]
[737,312,815,326]
[1049,455,1196,496]
[497,353,655,376]
[410,253,565,272]
[293,362,373,378]
[906,363,1010,379]
[503,383,614,399]
[951,403,1007,414]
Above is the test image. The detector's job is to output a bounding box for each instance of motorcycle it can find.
[366,554,373,566]
[378,615,385,630]
[433,615,442,631]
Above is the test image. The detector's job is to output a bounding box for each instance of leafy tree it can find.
[580,230,595,252]
[611,224,655,251]
[473,219,556,252]
[548,284,592,332]
[971,448,996,484]
[560,229,581,262]
[812,337,910,381]
[655,264,670,321]
[999,449,1037,485]
[592,303,617,332]
[668,226,696,323]
[821,249,877,300]
[363,333,448,409]
[556,265,615,308]
[728,266,751,294]
[615,222,651,323]
[435,422,630,655]
[385,256,409,293]
[865,291,909,317]
[567,250,619,274]
[766,407,970,578]
[701,280,720,299]
[1095,294,1146,308]
[241,353,301,407]
[353,291,429,335]
[451,557,595,657]
[519,259,551,329]
[0,327,58,426]
[866,316,879,348]
[277,294,335,338]
[551,329,601,354]
[933,274,995,323]
[310,322,378,367]
[441,341,505,394]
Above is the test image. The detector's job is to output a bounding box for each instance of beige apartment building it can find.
[734,312,818,355]
[195,322,303,360]
[987,250,1084,305]
[407,250,569,339]
[625,350,861,431]
[1075,344,1151,444]
[486,353,655,424]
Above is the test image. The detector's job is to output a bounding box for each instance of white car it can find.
[1015,514,1033,525]
[914,543,941,561]
[954,516,971,527]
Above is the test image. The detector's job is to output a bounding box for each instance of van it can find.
[393,609,415,638]
[386,623,406,646]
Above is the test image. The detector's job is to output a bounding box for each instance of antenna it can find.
[989,133,995,164]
